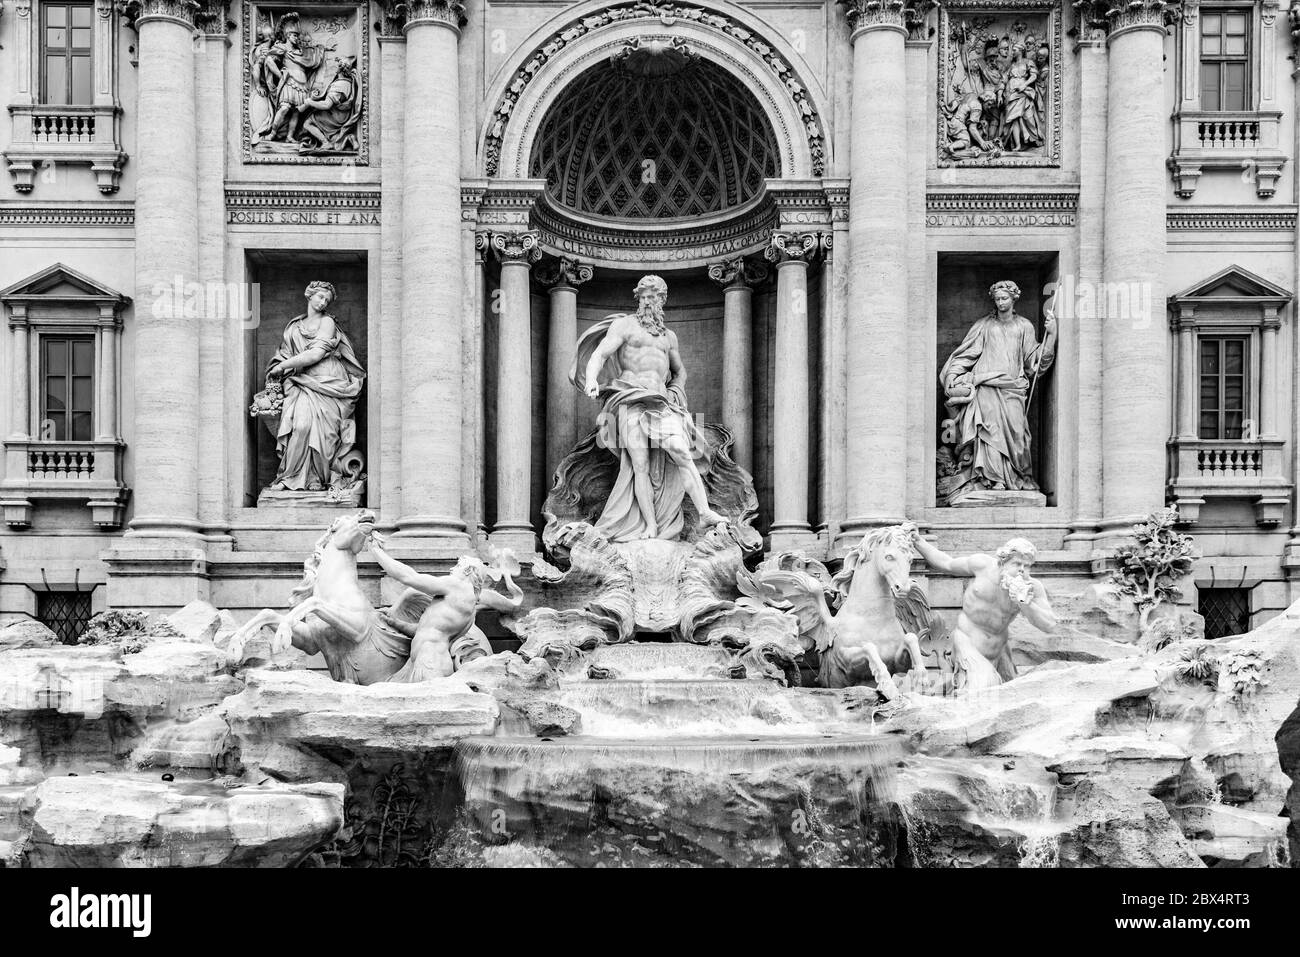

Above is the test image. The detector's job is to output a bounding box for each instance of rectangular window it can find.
[40,335,95,441]
[1198,335,1249,440]
[40,2,94,106]
[1198,587,1250,640]
[1199,8,1251,111]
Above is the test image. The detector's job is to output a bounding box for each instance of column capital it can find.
[1073,0,1183,42]
[380,0,466,36]
[116,0,200,29]
[536,256,594,289]
[840,0,934,39]
[765,231,824,266]
[486,230,542,265]
[193,0,231,34]
[708,256,769,289]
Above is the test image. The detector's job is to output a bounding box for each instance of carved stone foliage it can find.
[1073,0,1184,37]
[376,0,465,35]
[841,0,936,36]
[937,1,1063,168]
[484,1,827,178]
[242,2,369,165]
[707,255,768,288]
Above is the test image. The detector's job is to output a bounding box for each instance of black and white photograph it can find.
[0,0,1294,934]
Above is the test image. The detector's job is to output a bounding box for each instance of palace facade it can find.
[1,0,1298,641]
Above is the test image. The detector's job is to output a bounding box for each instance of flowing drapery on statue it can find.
[939,280,1056,503]
[254,280,366,500]
[567,275,729,543]
[572,317,711,542]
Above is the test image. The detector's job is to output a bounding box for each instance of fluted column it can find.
[707,256,767,473]
[1097,0,1181,538]
[8,312,30,440]
[490,231,541,553]
[126,0,201,539]
[840,0,910,545]
[1066,30,1109,545]
[396,0,467,539]
[765,231,820,550]
[538,257,593,481]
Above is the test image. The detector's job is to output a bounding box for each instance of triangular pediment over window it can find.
[0,263,130,308]
[1169,265,1293,309]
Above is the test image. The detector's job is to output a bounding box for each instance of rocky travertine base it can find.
[1,597,1297,867]
[18,775,343,867]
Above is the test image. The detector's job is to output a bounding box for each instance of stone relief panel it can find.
[937,0,1062,168]
[242,2,370,165]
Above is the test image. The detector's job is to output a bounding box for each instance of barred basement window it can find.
[36,589,92,643]
[1198,587,1251,641]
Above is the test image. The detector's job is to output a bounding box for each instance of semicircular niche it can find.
[530,51,780,222]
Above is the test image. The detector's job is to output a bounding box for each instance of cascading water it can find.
[449,642,906,867]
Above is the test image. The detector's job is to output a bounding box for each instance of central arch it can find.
[481,0,830,182]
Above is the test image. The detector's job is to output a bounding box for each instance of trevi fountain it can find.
[0,275,1296,869]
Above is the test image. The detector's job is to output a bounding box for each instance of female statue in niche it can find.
[259,280,366,500]
[939,280,1056,505]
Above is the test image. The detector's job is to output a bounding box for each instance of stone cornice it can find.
[116,0,201,29]
[225,186,380,210]
[0,205,134,226]
[378,0,465,36]
[536,256,595,288]
[1166,207,1298,231]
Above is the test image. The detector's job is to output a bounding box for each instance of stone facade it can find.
[1,0,1299,636]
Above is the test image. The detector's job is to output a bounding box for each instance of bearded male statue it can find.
[571,275,729,542]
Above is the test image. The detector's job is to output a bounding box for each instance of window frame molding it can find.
[1170,0,1286,199]
[1195,331,1255,441]
[0,263,129,529]
[1168,264,1292,527]
[3,0,126,194]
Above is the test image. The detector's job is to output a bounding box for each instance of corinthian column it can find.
[490,231,541,553]
[538,257,594,481]
[707,256,767,473]
[124,0,201,540]
[765,231,821,550]
[1095,0,1181,539]
[396,0,467,540]
[839,0,911,547]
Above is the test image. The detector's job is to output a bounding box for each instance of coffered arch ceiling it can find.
[530,56,780,221]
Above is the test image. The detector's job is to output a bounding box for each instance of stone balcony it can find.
[1168,110,1286,200]
[0,440,128,529]
[3,104,126,194]
[1167,437,1291,527]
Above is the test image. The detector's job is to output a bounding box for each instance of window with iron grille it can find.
[40,2,94,106]
[1198,587,1251,641]
[1198,335,1249,440]
[1199,8,1251,112]
[40,335,95,441]
[36,590,92,644]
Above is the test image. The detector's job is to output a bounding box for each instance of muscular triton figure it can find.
[905,525,1057,690]
[572,275,729,542]
[370,544,522,683]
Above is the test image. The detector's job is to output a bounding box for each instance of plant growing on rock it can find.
[1173,643,1218,685]
[77,609,180,651]
[1110,506,1199,631]
[1219,648,1268,702]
